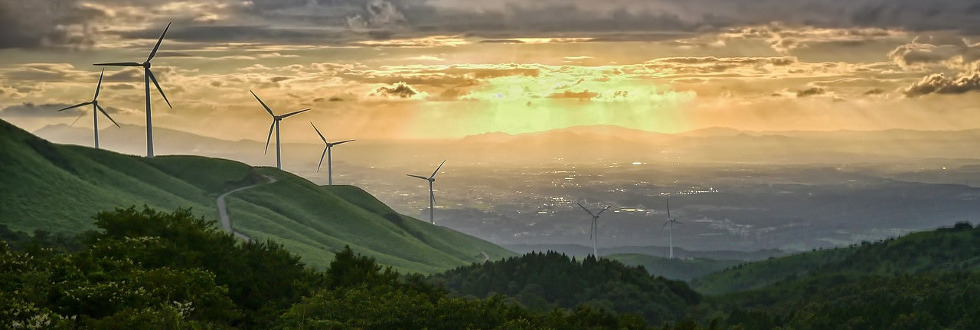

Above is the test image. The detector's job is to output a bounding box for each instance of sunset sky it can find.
[2,0,980,142]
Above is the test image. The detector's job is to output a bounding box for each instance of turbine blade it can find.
[93,69,105,100]
[663,221,670,230]
[147,22,171,62]
[67,112,86,128]
[596,206,611,216]
[316,147,327,172]
[147,69,172,108]
[280,108,310,119]
[251,90,275,116]
[94,62,141,66]
[59,102,92,111]
[430,189,436,205]
[96,104,120,127]
[264,121,275,154]
[310,122,327,142]
[334,139,355,145]
[577,203,596,217]
[407,174,429,180]
[665,197,671,219]
[430,160,446,178]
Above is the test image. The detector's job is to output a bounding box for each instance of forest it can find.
[2,206,978,329]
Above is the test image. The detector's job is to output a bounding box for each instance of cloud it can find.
[720,23,906,54]
[889,37,980,69]
[0,0,105,49]
[796,86,826,97]
[372,82,423,99]
[903,71,980,97]
[6,0,980,49]
[1,102,86,117]
[548,90,599,100]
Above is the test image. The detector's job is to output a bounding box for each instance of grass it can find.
[0,119,514,274]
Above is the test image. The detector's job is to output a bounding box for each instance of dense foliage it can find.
[0,207,676,329]
[433,251,702,325]
[2,205,977,329]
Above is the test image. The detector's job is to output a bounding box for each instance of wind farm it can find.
[311,122,353,185]
[663,196,681,260]
[93,22,172,158]
[407,160,446,224]
[3,3,980,328]
[577,202,610,257]
[252,90,310,170]
[57,69,118,149]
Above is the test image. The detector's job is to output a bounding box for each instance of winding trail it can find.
[217,174,277,242]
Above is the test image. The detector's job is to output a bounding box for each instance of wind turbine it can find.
[58,69,119,149]
[577,202,610,258]
[251,90,309,170]
[663,197,681,259]
[94,22,172,158]
[407,160,446,224]
[311,122,354,185]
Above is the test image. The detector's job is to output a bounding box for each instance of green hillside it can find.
[431,251,702,325]
[692,222,980,295]
[609,254,741,282]
[0,119,512,273]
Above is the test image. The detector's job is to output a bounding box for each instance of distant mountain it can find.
[1,119,513,274]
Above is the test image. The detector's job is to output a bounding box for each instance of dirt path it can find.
[217,174,277,242]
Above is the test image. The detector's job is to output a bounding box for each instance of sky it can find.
[2,0,980,142]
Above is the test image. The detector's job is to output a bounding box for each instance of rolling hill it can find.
[0,119,513,273]
[691,222,980,295]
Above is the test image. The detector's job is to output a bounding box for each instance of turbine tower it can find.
[663,197,682,259]
[58,69,119,149]
[407,160,446,224]
[311,122,354,185]
[94,22,172,158]
[251,90,309,170]
[577,202,610,258]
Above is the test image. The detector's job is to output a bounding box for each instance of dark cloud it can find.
[903,71,980,97]
[796,86,826,97]
[548,90,598,100]
[4,0,980,49]
[0,0,105,49]
[1,102,81,117]
[373,82,419,98]
[864,88,885,95]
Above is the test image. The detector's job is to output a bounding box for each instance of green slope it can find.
[692,223,980,295]
[609,254,741,282]
[0,119,513,273]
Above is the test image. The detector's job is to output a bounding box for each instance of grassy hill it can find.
[0,119,512,273]
[692,223,980,295]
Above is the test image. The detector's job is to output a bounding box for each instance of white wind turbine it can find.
[94,22,172,158]
[577,202,611,258]
[407,160,446,224]
[311,122,354,185]
[663,196,682,259]
[251,90,309,170]
[58,69,119,149]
